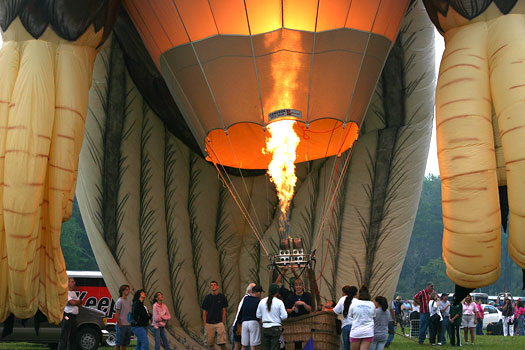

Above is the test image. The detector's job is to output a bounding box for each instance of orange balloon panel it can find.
[123,0,409,169]
[206,120,359,169]
[123,0,409,65]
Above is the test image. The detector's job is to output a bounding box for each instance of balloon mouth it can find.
[205,119,359,169]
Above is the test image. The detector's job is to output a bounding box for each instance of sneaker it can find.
[438,343,442,345]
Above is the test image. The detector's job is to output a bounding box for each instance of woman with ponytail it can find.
[334,285,358,350]
[349,285,376,350]
[256,284,288,350]
[370,296,389,350]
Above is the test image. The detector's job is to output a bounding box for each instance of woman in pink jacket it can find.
[152,292,172,350]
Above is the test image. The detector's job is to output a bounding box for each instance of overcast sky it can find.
[426,30,445,176]
[0,32,445,175]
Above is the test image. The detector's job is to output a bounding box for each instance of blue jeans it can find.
[152,326,169,350]
[386,321,395,345]
[370,341,386,350]
[342,324,351,350]
[441,317,451,344]
[518,315,524,336]
[419,313,430,344]
[115,324,121,346]
[475,318,484,335]
[132,326,149,350]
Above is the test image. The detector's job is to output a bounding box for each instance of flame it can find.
[263,30,303,237]
[265,120,300,234]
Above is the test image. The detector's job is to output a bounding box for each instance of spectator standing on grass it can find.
[115,284,132,350]
[428,293,442,346]
[401,299,411,329]
[439,293,451,345]
[385,299,395,348]
[58,277,82,350]
[240,285,263,350]
[233,283,256,350]
[152,292,171,350]
[370,296,389,350]
[349,285,375,350]
[413,281,434,345]
[202,281,229,350]
[333,285,358,350]
[475,299,484,336]
[462,294,478,345]
[449,295,462,347]
[131,289,151,350]
[256,283,288,350]
[502,297,515,337]
[515,300,524,336]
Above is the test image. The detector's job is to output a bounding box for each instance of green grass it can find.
[391,334,524,349]
[0,340,137,349]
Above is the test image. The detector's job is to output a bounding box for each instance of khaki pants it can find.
[205,322,226,345]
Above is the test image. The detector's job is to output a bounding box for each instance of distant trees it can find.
[60,199,98,271]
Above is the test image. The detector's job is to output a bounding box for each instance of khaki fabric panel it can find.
[162,44,221,136]
[162,134,203,340]
[0,40,19,322]
[307,29,369,121]
[334,131,378,290]
[365,0,435,298]
[114,68,143,291]
[78,37,134,300]
[163,136,203,338]
[194,36,263,127]
[187,155,223,305]
[138,105,180,325]
[346,35,391,123]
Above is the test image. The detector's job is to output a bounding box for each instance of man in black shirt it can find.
[202,281,228,350]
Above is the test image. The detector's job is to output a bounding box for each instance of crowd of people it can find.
[410,282,525,347]
[56,276,525,350]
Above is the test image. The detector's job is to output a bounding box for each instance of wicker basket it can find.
[282,312,339,350]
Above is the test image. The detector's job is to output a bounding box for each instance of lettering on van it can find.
[75,291,116,320]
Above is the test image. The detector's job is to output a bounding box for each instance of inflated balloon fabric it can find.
[428,0,525,288]
[76,1,435,347]
[0,20,99,324]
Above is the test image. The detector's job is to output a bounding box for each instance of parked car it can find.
[0,306,109,350]
[481,304,502,329]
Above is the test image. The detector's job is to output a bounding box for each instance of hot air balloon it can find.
[123,0,408,169]
[423,0,525,296]
[0,1,437,348]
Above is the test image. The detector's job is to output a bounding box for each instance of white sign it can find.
[268,109,302,121]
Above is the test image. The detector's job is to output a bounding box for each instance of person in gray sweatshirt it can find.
[371,296,390,350]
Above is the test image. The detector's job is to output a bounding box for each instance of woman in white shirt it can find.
[333,285,358,350]
[256,283,288,350]
[428,294,442,345]
[349,285,376,350]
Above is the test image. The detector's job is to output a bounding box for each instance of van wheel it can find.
[77,327,100,350]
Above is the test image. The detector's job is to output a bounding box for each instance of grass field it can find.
[0,335,522,349]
